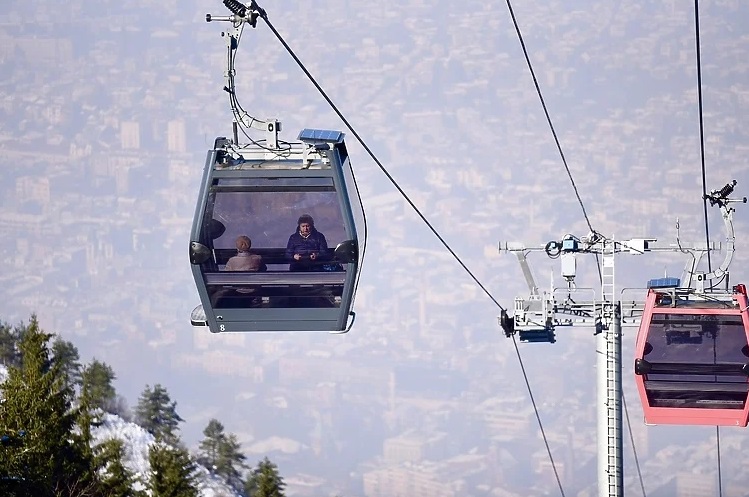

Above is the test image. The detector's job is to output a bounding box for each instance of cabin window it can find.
[644,314,747,374]
[206,187,348,262]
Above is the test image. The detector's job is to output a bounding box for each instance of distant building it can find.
[0,33,13,60]
[167,120,186,153]
[362,453,486,497]
[16,176,50,204]
[382,430,448,464]
[362,465,455,497]
[120,121,141,150]
[15,37,73,65]
[474,396,533,441]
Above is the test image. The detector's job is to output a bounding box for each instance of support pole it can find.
[598,302,623,497]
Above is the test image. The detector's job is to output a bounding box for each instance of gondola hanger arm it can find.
[207,1,280,145]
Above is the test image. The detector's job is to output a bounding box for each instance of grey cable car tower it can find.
[499,181,746,497]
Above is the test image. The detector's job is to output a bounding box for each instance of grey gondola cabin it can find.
[189,127,362,332]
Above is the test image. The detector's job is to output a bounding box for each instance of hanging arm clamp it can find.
[206,1,280,147]
[206,0,266,26]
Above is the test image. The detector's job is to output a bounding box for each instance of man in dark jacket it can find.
[285,214,330,271]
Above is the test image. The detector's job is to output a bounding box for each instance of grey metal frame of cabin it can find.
[189,130,360,333]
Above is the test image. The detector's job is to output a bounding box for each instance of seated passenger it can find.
[225,235,264,271]
[217,235,264,309]
[286,214,329,271]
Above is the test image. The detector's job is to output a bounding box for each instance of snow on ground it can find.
[92,413,154,476]
[92,413,243,497]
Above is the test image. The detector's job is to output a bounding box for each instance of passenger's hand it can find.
[294,254,302,261]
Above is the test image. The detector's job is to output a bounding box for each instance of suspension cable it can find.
[695,0,712,274]
[250,4,566,495]
[503,0,594,234]
[511,335,566,496]
[716,426,723,496]
[693,1,722,494]
[622,390,647,497]
[255,9,503,311]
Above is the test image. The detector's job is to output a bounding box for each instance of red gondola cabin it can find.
[634,281,749,426]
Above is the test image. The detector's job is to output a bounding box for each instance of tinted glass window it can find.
[645,314,747,362]
[208,190,347,252]
[644,313,748,383]
[644,313,749,409]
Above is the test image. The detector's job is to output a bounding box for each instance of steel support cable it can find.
[511,334,566,497]
[503,0,594,234]
[504,2,650,495]
[503,0,604,287]
[716,426,723,497]
[254,9,504,311]
[622,389,647,497]
[694,0,713,274]
[251,5,567,495]
[693,2,722,494]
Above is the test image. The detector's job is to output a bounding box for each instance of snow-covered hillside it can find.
[92,413,242,497]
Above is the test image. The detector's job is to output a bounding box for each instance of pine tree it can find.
[0,321,18,367]
[0,316,97,497]
[148,441,198,497]
[218,433,246,491]
[198,419,247,491]
[245,457,286,497]
[134,384,184,442]
[0,320,32,368]
[51,337,82,390]
[81,359,117,413]
[198,418,225,470]
[95,438,145,497]
[76,367,97,465]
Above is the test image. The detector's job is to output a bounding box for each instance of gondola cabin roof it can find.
[189,129,362,333]
[634,284,749,426]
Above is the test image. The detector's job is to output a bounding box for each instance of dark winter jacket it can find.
[285,229,330,271]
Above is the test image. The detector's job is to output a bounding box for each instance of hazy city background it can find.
[2,0,749,495]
